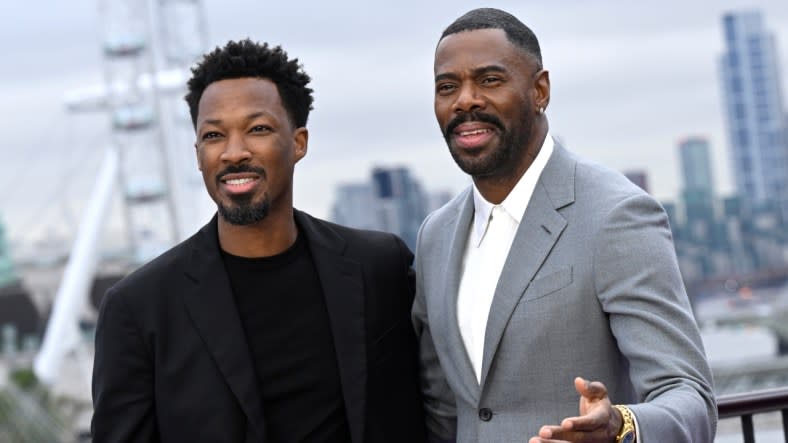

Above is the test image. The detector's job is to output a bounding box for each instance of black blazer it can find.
[91,210,426,442]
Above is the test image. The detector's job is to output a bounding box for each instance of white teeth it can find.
[225,178,254,185]
[459,129,491,136]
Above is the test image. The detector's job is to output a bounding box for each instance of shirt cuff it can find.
[631,408,642,442]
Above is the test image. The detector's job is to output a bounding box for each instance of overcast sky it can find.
[1,0,787,253]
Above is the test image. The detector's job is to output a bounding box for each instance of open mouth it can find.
[220,174,261,195]
[453,124,497,150]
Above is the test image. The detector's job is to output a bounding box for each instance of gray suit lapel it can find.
[479,145,576,387]
[438,189,483,404]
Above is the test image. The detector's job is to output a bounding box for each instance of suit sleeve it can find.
[92,287,159,442]
[593,193,717,442]
[411,214,458,442]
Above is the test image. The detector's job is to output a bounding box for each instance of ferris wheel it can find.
[34,0,213,387]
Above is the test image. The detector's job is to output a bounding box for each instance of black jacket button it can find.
[479,408,493,421]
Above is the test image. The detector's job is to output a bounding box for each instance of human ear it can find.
[293,127,308,163]
[534,69,551,113]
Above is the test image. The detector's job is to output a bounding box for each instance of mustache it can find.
[445,111,505,138]
[216,164,267,182]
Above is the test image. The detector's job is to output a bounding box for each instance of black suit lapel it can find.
[181,216,267,440]
[296,210,367,443]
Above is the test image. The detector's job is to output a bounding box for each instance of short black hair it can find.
[185,39,314,128]
[440,8,542,68]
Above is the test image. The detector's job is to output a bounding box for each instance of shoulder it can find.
[565,149,664,216]
[104,230,200,306]
[297,210,412,265]
[557,152,675,263]
[422,187,470,233]
[329,219,404,249]
[574,153,643,200]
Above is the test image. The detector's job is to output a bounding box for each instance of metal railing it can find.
[718,386,788,443]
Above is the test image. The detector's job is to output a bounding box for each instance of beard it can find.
[443,110,533,179]
[214,164,270,225]
[217,194,270,225]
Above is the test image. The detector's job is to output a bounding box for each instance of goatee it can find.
[214,164,270,225]
[444,110,530,179]
[218,197,270,225]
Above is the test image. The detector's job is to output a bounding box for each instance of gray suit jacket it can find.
[412,144,717,442]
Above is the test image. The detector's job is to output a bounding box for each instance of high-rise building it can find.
[429,190,454,213]
[331,167,430,249]
[679,137,715,194]
[0,216,16,287]
[679,137,716,225]
[623,170,649,194]
[719,10,788,218]
[371,167,429,249]
[331,183,378,231]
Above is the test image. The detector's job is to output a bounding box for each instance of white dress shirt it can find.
[457,135,554,383]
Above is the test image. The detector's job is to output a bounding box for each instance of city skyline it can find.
[1,1,788,254]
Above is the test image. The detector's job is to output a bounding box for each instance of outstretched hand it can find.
[527,377,622,443]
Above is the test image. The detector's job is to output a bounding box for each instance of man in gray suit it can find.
[412,8,717,443]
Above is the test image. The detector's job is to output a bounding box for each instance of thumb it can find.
[574,377,608,401]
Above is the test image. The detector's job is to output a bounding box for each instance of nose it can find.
[219,133,252,164]
[453,83,485,114]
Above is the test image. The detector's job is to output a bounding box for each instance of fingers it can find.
[529,429,570,443]
[538,425,564,438]
[573,376,608,401]
[560,405,609,432]
[531,424,609,443]
[529,377,614,442]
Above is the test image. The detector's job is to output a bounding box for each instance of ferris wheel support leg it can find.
[33,146,119,386]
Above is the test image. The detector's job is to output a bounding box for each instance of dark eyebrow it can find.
[473,65,508,76]
[435,65,508,83]
[200,111,270,128]
[435,72,460,83]
[201,118,223,127]
[244,111,269,121]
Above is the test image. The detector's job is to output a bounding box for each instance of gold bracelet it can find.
[612,405,636,443]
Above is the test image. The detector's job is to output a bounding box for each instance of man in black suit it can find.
[91,39,426,443]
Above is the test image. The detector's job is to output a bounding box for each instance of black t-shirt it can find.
[221,233,351,443]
